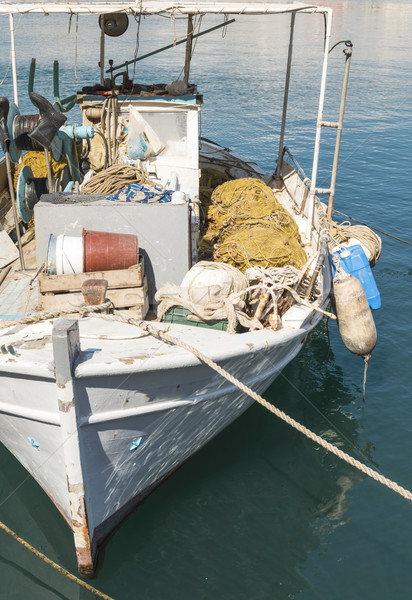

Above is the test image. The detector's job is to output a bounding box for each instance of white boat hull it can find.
[0,311,320,574]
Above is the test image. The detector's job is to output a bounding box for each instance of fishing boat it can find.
[0,2,373,577]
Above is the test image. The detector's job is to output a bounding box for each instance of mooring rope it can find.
[0,519,115,599]
[94,312,412,503]
[0,301,112,330]
[333,209,412,248]
[140,320,412,500]
[2,306,411,502]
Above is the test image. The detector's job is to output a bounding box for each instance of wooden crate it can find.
[38,256,148,318]
[39,256,144,293]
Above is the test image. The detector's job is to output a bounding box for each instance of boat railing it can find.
[281,145,311,216]
[281,145,329,297]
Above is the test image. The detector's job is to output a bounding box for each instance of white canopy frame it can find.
[1,1,333,239]
[0,3,330,16]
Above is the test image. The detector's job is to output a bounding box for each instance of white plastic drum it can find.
[46,233,84,275]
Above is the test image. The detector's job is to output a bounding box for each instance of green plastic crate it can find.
[162,306,229,331]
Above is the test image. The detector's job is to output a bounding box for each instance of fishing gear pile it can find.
[156,261,262,334]
[13,151,67,189]
[199,178,307,271]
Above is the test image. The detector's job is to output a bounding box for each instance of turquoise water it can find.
[1,2,412,598]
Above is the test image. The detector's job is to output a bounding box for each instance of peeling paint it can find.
[118,356,147,364]
[67,481,84,494]
[22,337,50,350]
[117,352,169,364]
[58,398,75,412]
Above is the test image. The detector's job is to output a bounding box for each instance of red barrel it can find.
[82,229,139,272]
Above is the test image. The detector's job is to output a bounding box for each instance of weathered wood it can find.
[52,319,94,577]
[131,280,150,319]
[0,229,19,268]
[39,256,144,293]
[119,287,150,319]
[41,276,148,311]
[81,279,108,305]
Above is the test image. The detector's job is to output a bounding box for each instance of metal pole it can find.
[99,25,105,86]
[305,8,333,240]
[275,12,295,179]
[184,14,194,84]
[9,14,19,106]
[44,149,54,191]
[5,152,25,270]
[106,19,235,74]
[326,44,352,221]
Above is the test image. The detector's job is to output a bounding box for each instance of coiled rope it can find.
[81,164,155,195]
[330,220,382,267]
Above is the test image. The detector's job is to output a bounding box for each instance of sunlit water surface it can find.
[0,1,412,598]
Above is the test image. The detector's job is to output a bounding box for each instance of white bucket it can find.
[46,234,84,275]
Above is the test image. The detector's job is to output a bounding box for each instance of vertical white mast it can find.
[306,7,333,239]
[9,13,19,105]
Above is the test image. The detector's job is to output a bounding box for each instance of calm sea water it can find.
[1,1,412,598]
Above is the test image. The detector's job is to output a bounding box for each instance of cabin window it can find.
[138,111,188,157]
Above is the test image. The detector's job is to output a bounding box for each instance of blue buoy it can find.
[333,244,381,310]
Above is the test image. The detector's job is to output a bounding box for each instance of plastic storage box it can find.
[163,306,230,330]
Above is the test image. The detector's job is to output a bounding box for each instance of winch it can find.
[6,95,94,182]
[16,164,67,223]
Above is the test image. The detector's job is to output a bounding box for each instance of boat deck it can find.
[0,236,40,318]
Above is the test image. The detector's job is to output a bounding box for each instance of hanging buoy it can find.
[332,272,377,357]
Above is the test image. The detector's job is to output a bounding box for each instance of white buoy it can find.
[332,272,377,357]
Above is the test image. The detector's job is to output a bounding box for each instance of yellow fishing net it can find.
[13,151,68,189]
[199,167,230,206]
[199,177,307,271]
